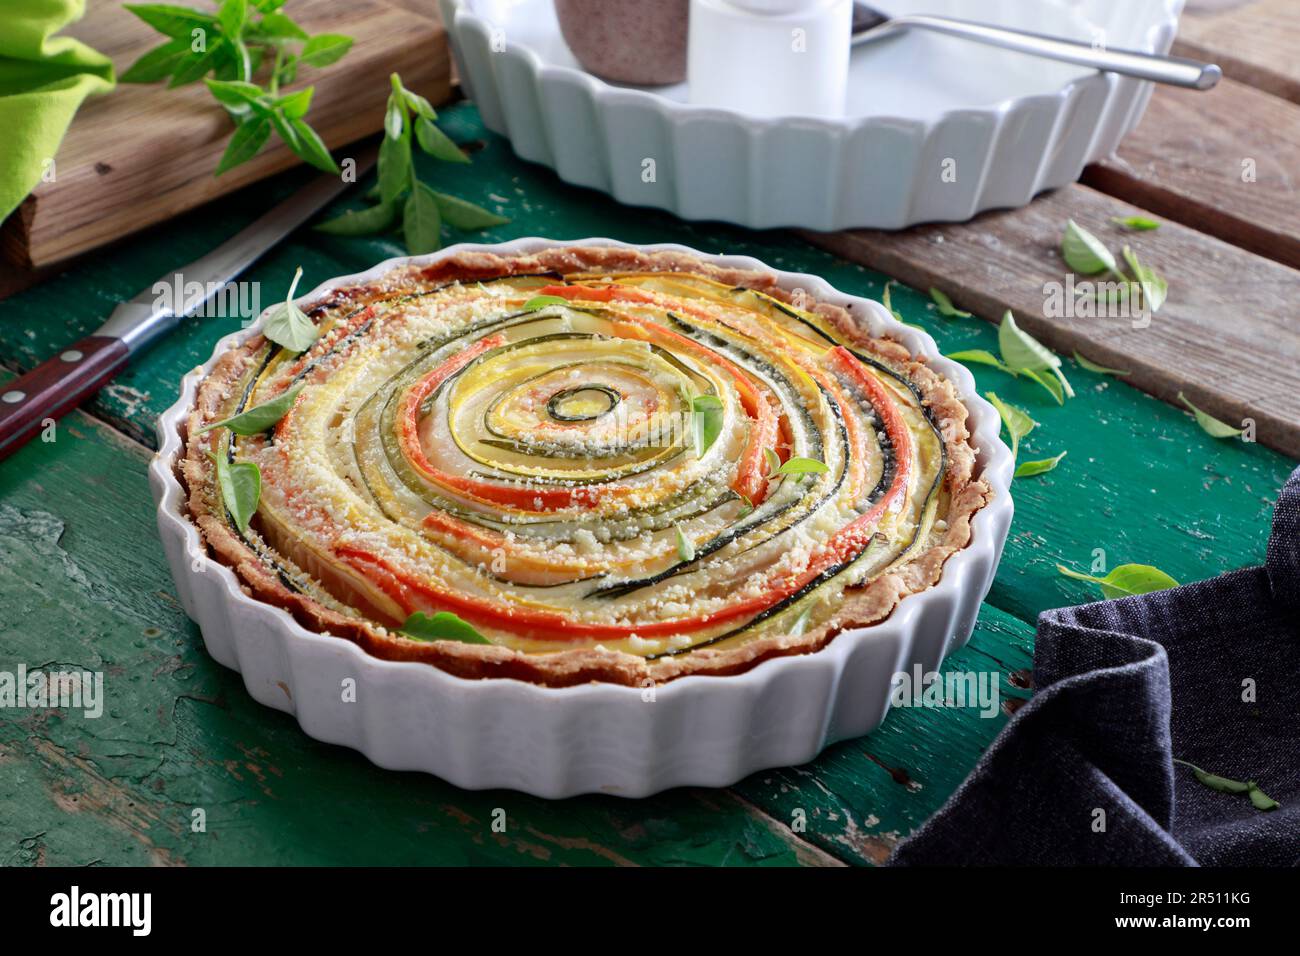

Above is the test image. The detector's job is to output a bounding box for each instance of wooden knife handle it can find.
[0,336,130,462]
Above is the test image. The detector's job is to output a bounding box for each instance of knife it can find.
[0,143,378,462]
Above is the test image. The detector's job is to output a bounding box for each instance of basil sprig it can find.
[1056,563,1179,599]
[999,312,1074,403]
[315,73,509,254]
[1060,220,1169,314]
[122,1,351,176]
[399,611,490,645]
[1173,759,1279,811]
[947,312,1071,405]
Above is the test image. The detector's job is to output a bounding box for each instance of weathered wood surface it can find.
[0,0,450,273]
[800,184,1300,459]
[1082,78,1300,270]
[1173,0,1300,105]
[1,103,1293,865]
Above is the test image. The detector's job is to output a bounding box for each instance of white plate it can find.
[150,238,1015,798]
[440,0,1181,229]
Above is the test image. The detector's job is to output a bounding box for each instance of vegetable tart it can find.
[181,247,993,687]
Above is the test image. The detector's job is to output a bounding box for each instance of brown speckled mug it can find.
[554,0,689,85]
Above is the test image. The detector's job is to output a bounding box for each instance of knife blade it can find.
[0,142,378,462]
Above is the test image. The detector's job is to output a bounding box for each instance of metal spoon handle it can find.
[855,14,1221,90]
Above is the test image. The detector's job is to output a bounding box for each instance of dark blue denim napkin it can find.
[890,465,1299,866]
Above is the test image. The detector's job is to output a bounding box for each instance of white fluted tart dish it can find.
[150,238,1013,797]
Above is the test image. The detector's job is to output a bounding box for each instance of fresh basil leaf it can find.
[1122,245,1168,313]
[286,116,337,173]
[275,87,312,119]
[125,3,216,39]
[268,107,300,150]
[205,78,267,115]
[1177,392,1242,438]
[253,10,307,40]
[403,183,442,255]
[984,391,1036,460]
[929,287,971,318]
[168,40,226,87]
[946,349,1018,376]
[378,133,411,203]
[315,201,398,236]
[215,447,261,534]
[736,493,754,518]
[301,33,353,68]
[1056,563,1179,599]
[1022,368,1065,405]
[998,311,1073,399]
[998,310,1059,372]
[1061,219,1119,275]
[1248,785,1280,811]
[200,384,303,436]
[218,0,248,39]
[1172,760,1281,810]
[771,456,829,477]
[214,116,270,175]
[1014,450,1066,479]
[1073,351,1129,377]
[522,295,569,312]
[691,394,724,457]
[399,611,490,645]
[1111,215,1160,231]
[430,191,508,230]
[674,524,695,562]
[120,37,192,83]
[415,117,470,163]
[261,267,318,352]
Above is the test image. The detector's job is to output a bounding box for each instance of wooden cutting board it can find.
[0,0,449,275]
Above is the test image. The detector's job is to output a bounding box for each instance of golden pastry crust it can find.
[180,247,993,687]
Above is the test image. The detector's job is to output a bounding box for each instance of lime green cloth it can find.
[0,0,114,222]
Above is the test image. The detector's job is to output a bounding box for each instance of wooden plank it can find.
[1173,0,1300,105]
[800,184,1300,459]
[1082,78,1300,270]
[0,0,450,272]
[0,396,840,867]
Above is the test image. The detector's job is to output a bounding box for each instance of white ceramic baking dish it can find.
[438,0,1182,230]
[150,238,1015,798]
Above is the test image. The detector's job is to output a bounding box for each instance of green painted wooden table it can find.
[1,103,1294,867]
